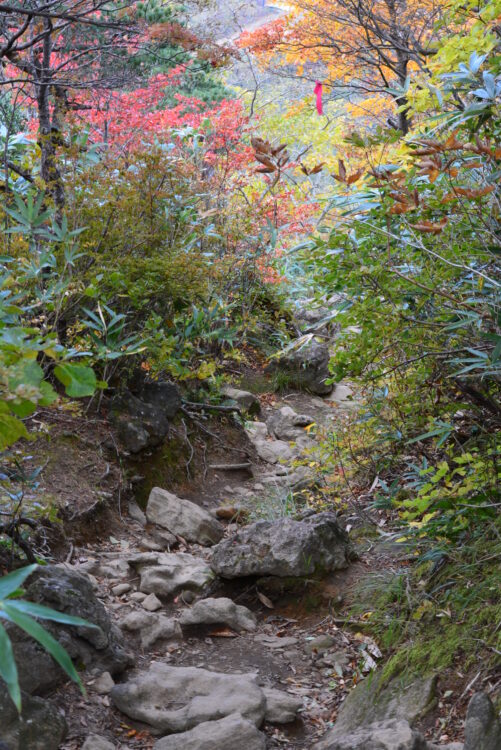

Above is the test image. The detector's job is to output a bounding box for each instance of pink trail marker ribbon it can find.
[314,81,323,115]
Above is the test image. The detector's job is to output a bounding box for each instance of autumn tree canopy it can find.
[240,0,447,133]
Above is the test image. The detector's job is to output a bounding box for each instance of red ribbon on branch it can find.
[314,81,323,115]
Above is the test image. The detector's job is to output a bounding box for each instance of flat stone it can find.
[180,597,257,632]
[211,513,353,579]
[313,718,429,750]
[90,671,115,695]
[305,634,335,655]
[254,635,298,649]
[146,487,224,546]
[119,611,182,649]
[143,593,163,611]
[128,552,214,598]
[331,384,354,403]
[263,687,303,723]
[333,672,437,735]
[140,537,164,551]
[81,734,116,750]
[153,713,266,750]
[111,663,266,733]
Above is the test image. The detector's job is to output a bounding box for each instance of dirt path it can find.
[56,380,387,749]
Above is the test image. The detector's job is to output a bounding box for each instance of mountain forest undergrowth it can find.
[0,1,499,748]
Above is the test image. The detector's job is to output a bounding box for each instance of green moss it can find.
[347,528,501,687]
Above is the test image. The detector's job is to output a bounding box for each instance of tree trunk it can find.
[36,20,65,212]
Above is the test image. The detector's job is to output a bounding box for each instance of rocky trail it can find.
[2,308,499,750]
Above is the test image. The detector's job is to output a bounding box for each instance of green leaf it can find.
[54,363,96,398]
[2,604,84,691]
[0,413,29,450]
[7,600,98,629]
[0,564,37,600]
[0,623,20,711]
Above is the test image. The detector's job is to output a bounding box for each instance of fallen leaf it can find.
[257,591,274,609]
[208,626,238,637]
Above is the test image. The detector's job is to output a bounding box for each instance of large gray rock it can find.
[331,672,437,735]
[267,406,315,441]
[266,338,333,396]
[119,610,182,649]
[111,663,266,733]
[146,487,224,546]
[294,303,335,335]
[464,692,501,750]
[0,684,67,750]
[253,439,294,464]
[138,381,181,419]
[111,391,169,453]
[111,382,181,454]
[179,597,257,632]
[222,387,261,415]
[211,512,353,579]
[128,551,214,598]
[312,719,428,750]
[8,565,132,695]
[263,687,303,723]
[153,713,266,750]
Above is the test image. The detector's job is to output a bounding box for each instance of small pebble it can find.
[111,583,131,596]
[90,671,115,695]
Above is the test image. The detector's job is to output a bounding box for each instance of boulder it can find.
[312,718,428,750]
[111,663,266,733]
[9,565,132,695]
[331,672,437,735]
[245,422,269,442]
[128,551,214,598]
[119,611,182,649]
[111,391,170,453]
[294,303,333,334]
[222,386,261,415]
[138,381,181,419]
[211,512,353,579]
[267,406,315,441]
[266,338,333,396]
[152,713,266,750]
[146,487,224,546]
[253,439,294,464]
[262,687,303,723]
[81,736,116,750]
[464,692,501,750]
[179,597,257,632]
[0,684,67,750]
